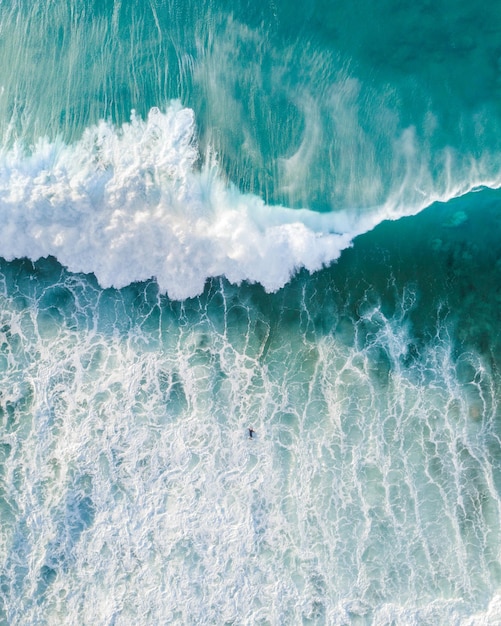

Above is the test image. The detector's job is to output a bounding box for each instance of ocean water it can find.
[0,1,501,624]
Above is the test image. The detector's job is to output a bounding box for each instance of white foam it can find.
[0,102,497,300]
[1,288,499,624]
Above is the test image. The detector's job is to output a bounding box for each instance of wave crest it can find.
[0,102,498,299]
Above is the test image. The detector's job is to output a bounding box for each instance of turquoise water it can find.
[0,1,501,624]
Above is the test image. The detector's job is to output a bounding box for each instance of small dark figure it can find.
[248,427,255,439]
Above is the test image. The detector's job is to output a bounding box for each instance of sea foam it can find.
[0,102,496,300]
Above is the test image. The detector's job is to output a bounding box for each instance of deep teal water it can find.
[0,1,500,624]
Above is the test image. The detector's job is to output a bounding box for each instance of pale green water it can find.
[0,1,500,624]
[2,0,501,209]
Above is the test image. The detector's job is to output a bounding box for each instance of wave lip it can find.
[0,102,498,300]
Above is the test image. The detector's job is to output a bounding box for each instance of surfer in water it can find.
[248,427,255,439]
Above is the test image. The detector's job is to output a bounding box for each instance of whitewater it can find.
[1,101,500,300]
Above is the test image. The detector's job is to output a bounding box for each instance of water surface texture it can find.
[0,1,501,624]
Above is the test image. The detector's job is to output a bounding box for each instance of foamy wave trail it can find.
[1,101,499,300]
